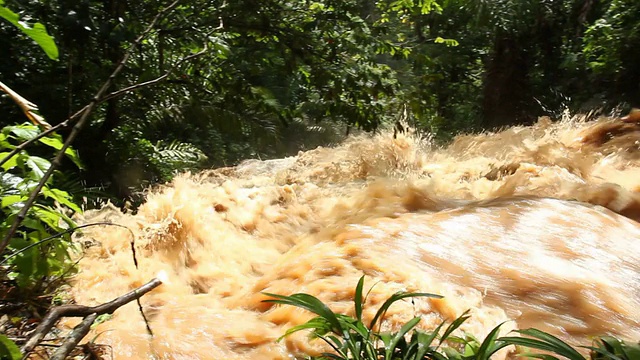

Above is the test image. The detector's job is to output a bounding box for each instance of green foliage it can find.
[0,0,58,60]
[265,276,638,360]
[0,334,21,360]
[583,0,640,105]
[0,0,639,201]
[0,123,82,291]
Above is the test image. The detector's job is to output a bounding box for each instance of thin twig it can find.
[21,278,163,356]
[0,0,181,256]
[136,298,154,337]
[0,106,86,169]
[0,222,133,266]
[50,313,97,360]
[100,47,210,104]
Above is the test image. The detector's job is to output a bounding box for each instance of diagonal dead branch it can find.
[0,0,181,256]
[50,313,97,360]
[21,277,163,357]
[0,80,52,129]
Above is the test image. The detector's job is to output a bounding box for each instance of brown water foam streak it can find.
[66,115,640,359]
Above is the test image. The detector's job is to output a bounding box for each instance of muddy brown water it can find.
[68,116,640,359]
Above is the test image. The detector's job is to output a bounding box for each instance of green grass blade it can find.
[263,292,342,333]
[421,322,445,348]
[431,351,450,360]
[0,334,21,360]
[437,310,471,349]
[320,334,347,357]
[318,352,346,360]
[276,316,332,342]
[384,317,422,359]
[588,336,640,360]
[369,292,443,329]
[355,275,365,322]
[413,328,442,359]
[340,318,369,339]
[512,329,585,360]
[442,346,464,359]
[517,353,562,360]
[620,342,640,359]
[581,345,625,360]
[497,335,585,360]
[475,321,510,360]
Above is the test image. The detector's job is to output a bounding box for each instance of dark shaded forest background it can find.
[1,0,639,206]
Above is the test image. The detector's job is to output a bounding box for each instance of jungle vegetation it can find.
[0,0,639,358]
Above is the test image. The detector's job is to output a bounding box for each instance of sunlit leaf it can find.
[4,124,39,141]
[0,152,18,170]
[38,136,84,169]
[0,0,59,60]
[1,194,25,209]
[42,186,82,213]
[25,155,50,180]
[0,334,21,360]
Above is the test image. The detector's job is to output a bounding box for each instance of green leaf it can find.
[0,152,18,170]
[42,186,82,213]
[475,321,511,360]
[384,317,421,359]
[369,291,443,329]
[12,248,37,288]
[4,125,39,141]
[31,205,65,230]
[498,328,585,360]
[437,310,471,349]
[413,325,443,359]
[38,137,84,169]
[24,156,50,180]
[434,37,459,47]
[442,346,463,360]
[262,293,343,334]
[1,194,25,209]
[0,334,21,360]
[516,353,562,360]
[354,275,365,322]
[0,1,59,60]
[276,316,332,342]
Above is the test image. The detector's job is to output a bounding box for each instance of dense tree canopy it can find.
[0,0,639,202]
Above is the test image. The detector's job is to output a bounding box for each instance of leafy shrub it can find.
[0,123,83,291]
[264,276,640,360]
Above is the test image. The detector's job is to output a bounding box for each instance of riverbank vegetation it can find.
[265,276,640,360]
[1,0,639,358]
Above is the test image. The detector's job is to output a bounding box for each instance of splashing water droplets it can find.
[70,116,640,359]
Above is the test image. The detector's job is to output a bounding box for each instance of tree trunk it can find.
[481,34,532,130]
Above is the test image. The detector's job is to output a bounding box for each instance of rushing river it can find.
[69,115,640,359]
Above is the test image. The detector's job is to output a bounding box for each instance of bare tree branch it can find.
[0,80,52,129]
[50,313,97,360]
[21,278,163,357]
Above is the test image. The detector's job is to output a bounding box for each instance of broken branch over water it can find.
[21,277,163,358]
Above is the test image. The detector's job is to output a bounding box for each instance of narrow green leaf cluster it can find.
[264,276,639,360]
